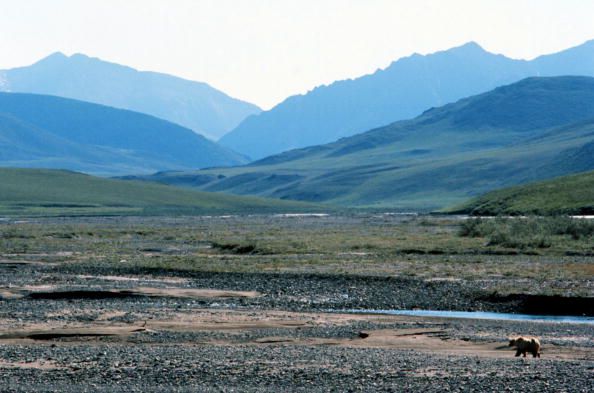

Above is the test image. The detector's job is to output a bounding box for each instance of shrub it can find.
[459,218,497,237]
[459,216,592,248]
[546,216,594,239]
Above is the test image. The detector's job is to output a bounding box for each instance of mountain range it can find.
[0,92,247,175]
[220,40,594,159]
[129,76,594,210]
[0,52,261,140]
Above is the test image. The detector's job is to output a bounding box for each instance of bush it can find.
[458,218,496,237]
[546,216,594,239]
[211,241,259,254]
[459,216,593,248]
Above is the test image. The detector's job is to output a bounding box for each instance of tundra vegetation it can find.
[1,214,592,296]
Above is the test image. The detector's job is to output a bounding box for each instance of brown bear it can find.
[509,336,541,358]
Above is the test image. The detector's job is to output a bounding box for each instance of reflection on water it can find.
[347,309,594,325]
[273,213,330,218]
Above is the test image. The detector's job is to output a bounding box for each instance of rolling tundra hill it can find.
[0,93,247,175]
[220,40,594,159]
[0,168,323,216]
[128,77,594,210]
[0,52,261,140]
[449,170,594,216]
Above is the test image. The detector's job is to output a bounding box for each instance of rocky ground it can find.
[1,264,592,392]
[2,342,592,392]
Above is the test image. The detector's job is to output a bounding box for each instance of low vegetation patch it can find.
[2,215,593,296]
[459,216,594,249]
[211,242,261,255]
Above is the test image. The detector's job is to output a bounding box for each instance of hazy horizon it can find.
[3,0,594,109]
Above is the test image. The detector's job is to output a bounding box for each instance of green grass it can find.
[2,215,592,296]
[449,170,594,215]
[0,168,328,216]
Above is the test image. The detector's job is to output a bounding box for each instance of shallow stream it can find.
[347,309,594,325]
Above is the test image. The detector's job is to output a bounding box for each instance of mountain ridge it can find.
[220,40,594,159]
[0,53,261,140]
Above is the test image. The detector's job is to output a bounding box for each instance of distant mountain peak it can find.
[45,51,67,59]
[37,52,134,71]
[70,53,93,60]
[459,41,484,49]
[394,41,489,64]
[444,41,489,55]
[63,53,134,70]
[34,51,68,65]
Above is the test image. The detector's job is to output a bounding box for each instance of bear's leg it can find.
[523,351,527,358]
[515,350,521,357]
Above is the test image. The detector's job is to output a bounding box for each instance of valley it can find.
[2,11,594,391]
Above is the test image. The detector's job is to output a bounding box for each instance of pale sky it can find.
[2,0,594,109]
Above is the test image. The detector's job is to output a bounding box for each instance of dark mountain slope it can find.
[0,93,247,175]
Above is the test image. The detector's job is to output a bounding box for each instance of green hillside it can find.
[0,168,325,216]
[129,77,594,210]
[447,170,594,216]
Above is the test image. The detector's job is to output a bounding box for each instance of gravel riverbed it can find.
[2,343,593,392]
[1,264,593,392]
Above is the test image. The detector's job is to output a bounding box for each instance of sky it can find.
[2,0,594,109]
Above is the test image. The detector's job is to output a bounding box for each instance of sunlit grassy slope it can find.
[0,168,325,216]
[448,170,594,215]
